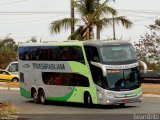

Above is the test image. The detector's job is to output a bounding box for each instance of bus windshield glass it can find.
[106,67,141,90]
[100,44,137,62]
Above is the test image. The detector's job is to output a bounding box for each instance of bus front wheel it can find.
[39,89,46,104]
[119,103,125,107]
[84,93,92,108]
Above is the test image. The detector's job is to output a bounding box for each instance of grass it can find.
[142,84,160,89]
[142,84,160,95]
[0,102,18,119]
[143,91,160,95]
[0,82,20,88]
[7,82,20,87]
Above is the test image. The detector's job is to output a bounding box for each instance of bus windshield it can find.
[100,44,137,62]
[106,67,141,91]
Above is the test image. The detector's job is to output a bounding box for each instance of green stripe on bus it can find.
[134,87,141,93]
[68,62,88,74]
[20,87,31,98]
[47,87,75,101]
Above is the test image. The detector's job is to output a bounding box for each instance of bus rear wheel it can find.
[39,89,46,104]
[84,93,92,108]
[32,90,39,103]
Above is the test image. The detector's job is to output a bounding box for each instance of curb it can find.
[142,94,160,98]
[0,87,20,91]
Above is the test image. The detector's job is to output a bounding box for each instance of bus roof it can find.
[83,40,132,47]
[18,40,131,47]
[18,41,83,47]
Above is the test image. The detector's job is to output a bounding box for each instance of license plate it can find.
[123,99,129,103]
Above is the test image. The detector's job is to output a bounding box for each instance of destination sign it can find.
[105,62,139,69]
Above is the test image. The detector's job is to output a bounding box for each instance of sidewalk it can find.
[143,94,160,98]
[0,82,20,91]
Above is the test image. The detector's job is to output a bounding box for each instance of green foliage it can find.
[26,36,38,43]
[134,18,160,72]
[50,0,132,40]
[0,37,18,69]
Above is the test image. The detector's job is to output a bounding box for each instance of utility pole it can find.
[112,14,116,40]
[71,0,75,35]
[95,0,100,39]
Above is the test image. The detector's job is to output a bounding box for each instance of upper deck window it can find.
[19,46,85,64]
[100,44,137,62]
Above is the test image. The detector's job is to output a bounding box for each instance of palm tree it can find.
[50,0,133,40]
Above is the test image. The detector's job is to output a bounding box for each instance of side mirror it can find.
[138,60,147,73]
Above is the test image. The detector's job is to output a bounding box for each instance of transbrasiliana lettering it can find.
[32,63,65,70]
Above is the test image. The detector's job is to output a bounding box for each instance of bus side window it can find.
[42,72,89,87]
[55,46,85,64]
[84,46,100,62]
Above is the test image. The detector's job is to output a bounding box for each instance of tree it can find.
[149,19,160,30]
[0,36,18,68]
[50,0,132,40]
[134,18,160,71]
[26,36,38,43]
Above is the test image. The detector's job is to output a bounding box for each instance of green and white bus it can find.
[18,40,145,107]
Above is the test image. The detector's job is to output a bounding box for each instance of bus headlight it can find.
[137,91,142,96]
[106,100,110,103]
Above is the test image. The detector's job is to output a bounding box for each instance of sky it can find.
[0,0,160,44]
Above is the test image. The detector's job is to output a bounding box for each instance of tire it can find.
[84,93,92,108]
[39,89,46,104]
[12,78,19,82]
[119,103,125,107]
[32,90,39,103]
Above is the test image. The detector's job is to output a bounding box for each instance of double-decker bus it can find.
[18,40,145,107]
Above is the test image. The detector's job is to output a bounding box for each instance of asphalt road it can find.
[0,90,160,120]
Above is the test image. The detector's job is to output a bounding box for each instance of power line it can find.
[0,11,70,15]
[0,9,159,24]
[0,9,159,15]
[0,14,67,24]
[118,9,160,15]
[0,0,30,6]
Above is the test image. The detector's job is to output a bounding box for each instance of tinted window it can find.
[19,46,85,64]
[42,72,89,87]
[100,44,137,62]
[84,46,100,62]
[106,67,141,90]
